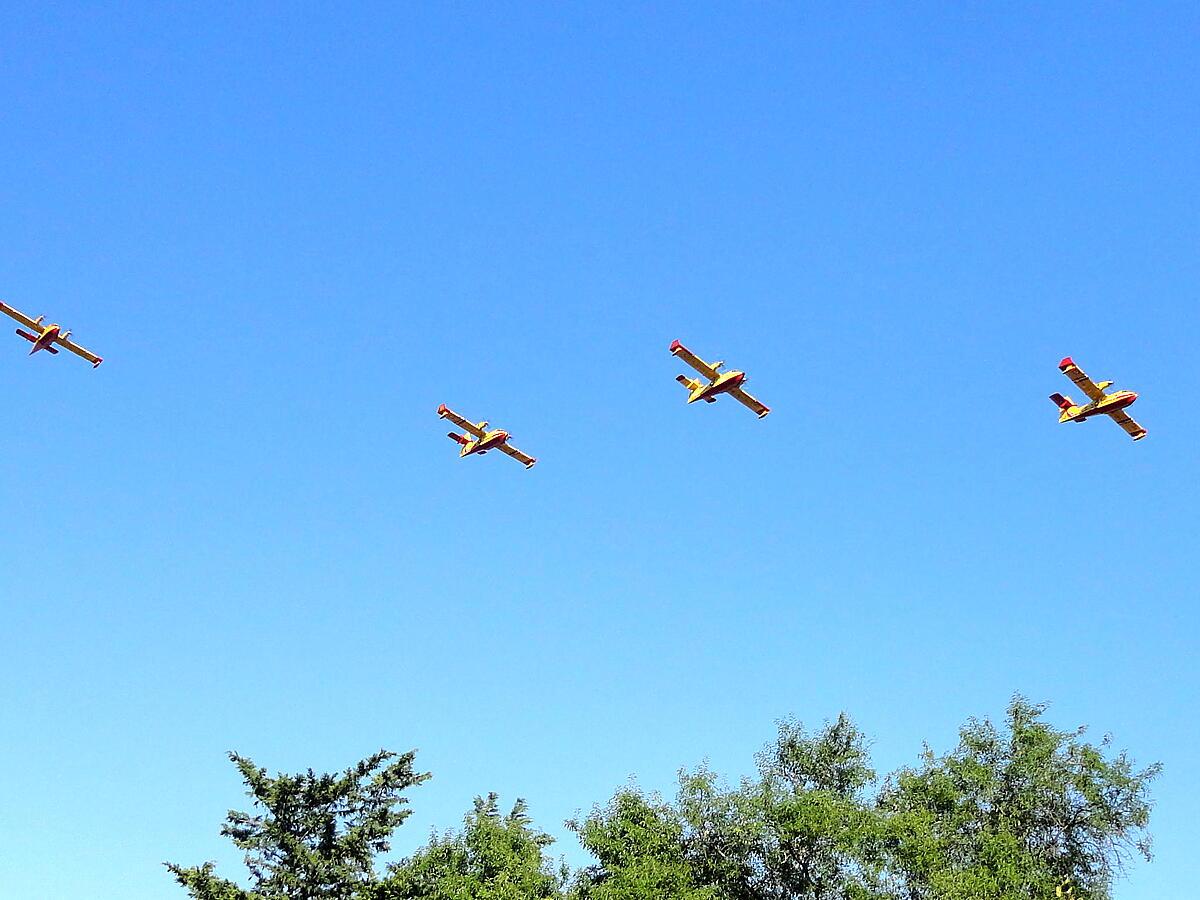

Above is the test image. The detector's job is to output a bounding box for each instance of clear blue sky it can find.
[1,4,1196,897]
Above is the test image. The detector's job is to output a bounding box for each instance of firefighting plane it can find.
[437,404,537,469]
[669,340,770,418]
[1050,357,1146,441]
[0,301,103,367]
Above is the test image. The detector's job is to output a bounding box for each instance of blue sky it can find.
[1,3,1196,897]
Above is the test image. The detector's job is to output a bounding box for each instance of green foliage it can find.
[568,790,716,900]
[167,749,429,900]
[376,793,566,900]
[878,697,1160,900]
[169,700,1159,900]
[676,714,892,900]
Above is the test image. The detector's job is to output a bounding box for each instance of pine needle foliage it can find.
[167,749,429,900]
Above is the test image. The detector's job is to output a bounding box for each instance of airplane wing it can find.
[437,404,486,438]
[0,301,43,332]
[1107,409,1147,441]
[728,387,770,418]
[56,335,103,368]
[498,442,537,469]
[1059,357,1106,402]
[669,340,719,381]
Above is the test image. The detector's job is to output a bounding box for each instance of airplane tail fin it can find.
[676,374,700,391]
[1049,392,1073,411]
[15,328,37,343]
[447,432,469,445]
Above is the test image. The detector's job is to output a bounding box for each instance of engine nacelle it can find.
[1095,380,1113,391]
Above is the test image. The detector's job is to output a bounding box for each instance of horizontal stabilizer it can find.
[1049,392,1073,411]
[675,374,699,391]
[15,328,37,342]
[446,432,469,445]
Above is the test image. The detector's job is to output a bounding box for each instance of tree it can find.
[675,714,891,900]
[376,793,567,899]
[167,701,1159,900]
[878,697,1160,900]
[569,790,716,900]
[167,749,429,900]
[568,718,888,900]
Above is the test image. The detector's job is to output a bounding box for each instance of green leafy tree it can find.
[168,749,429,900]
[878,697,1160,900]
[167,701,1158,900]
[569,790,716,900]
[569,718,887,900]
[375,793,566,899]
[676,714,891,900]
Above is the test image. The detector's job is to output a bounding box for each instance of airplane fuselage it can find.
[1060,390,1138,423]
[461,429,510,457]
[27,323,61,355]
[687,370,746,403]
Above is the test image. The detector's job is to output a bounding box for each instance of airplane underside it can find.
[1068,399,1135,422]
[690,377,743,404]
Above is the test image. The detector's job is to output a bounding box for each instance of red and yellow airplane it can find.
[1,300,103,368]
[1051,356,1146,441]
[669,339,770,418]
[437,404,537,469]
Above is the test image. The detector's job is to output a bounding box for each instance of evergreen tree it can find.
[168,749,428,900]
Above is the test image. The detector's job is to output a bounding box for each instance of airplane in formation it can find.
[437,404,537,469]
[0,300,104,368]
[669,339,770,418]
[1051,356,1146,441]
[1,301,1153,453]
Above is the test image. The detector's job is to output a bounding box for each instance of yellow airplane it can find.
[0,300,104,367]
[1050,356,1146,441]
[669,339,770,418]
[437,404,536,469]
